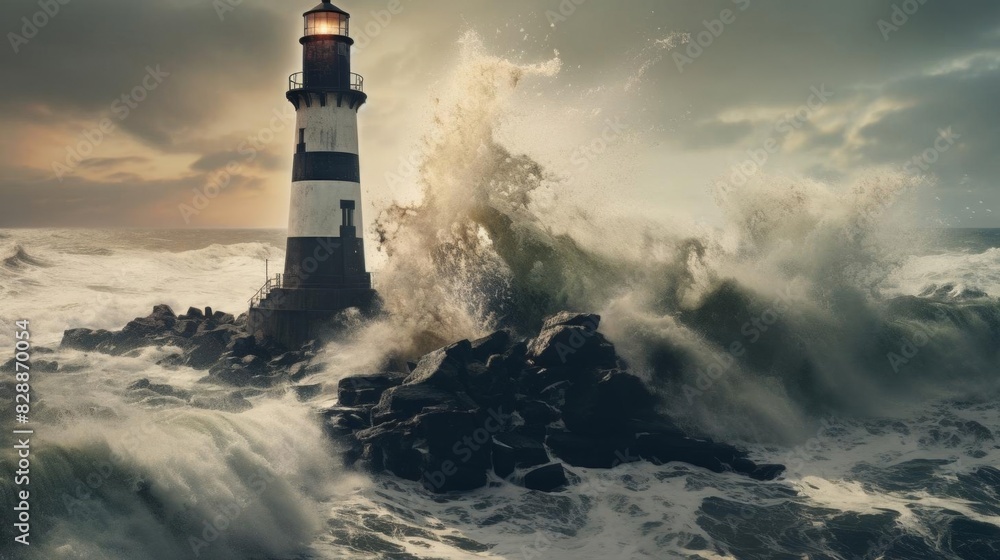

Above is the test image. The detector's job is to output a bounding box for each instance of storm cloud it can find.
[1,0,997,227]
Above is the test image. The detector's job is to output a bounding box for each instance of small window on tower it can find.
[341,200,356,230]
[297,129,306,153]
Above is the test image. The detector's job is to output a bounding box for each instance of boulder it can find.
[212,311,236,325]
[546,432,637,469]
[515,400,561,427]
[526,325,617,370]
[470,330,513,363]
[228,335,258,359]
[403,340,472,391]
[371,384,475,424]
[523,463,569,492]
[338,373,407,406]
[172,320,199,338]
[61,328,113,351]
[186,326,240,369]
[492,433,549,478]
[293,384,323,401]
[633,433,745,473]
[270,352,305,368]
[563,370,657,436]
[183,307,205,321]
[542,312,601,331]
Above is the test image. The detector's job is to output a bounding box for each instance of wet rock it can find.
[523,463,569,492]
[186,326,240,369]
[338,373,407,406]
[563,370,657,436]
[542,312,601,331]
[403,340,471,391]
[470,330,513,363]
[293,384,323,401]
[633,433,745,473]
[526,325,617,370]
[270,351,305,368]
[182,307,205,321]
[545,432,636,469]
[213,311,236,325]
[371,384,475,424]
[172,320,199,338]
[228,335,258,359]
[515,400,561,427]
[492,433,549,478]
[61,328,114,351]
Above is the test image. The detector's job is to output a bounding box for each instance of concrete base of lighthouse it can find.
[247,280,378,350]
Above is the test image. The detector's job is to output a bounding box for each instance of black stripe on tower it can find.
[283,236,370,289]
[292,152,360,182]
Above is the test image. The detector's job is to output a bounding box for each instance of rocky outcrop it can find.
[63,306,785,496]
[330,312,785,495]
[60,305,314,389]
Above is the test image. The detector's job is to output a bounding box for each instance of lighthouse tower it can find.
[248,0,376,348]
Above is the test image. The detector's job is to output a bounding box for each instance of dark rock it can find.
[467,362,513,406]
[542,312,601,331]
[127,379,191,400]
[403,340,472,391]
[546,432,637,469]
[563,370,657,436]
[213,311,236,325]
[470,330,513,363]
[240,355,267,374]
[416,409,491,467]
[322,407,372,432]
[338,373,407,406]
[33,360,59,373]
[633,433,745,473]
[371,384,474,424]
[61,328,113,351]
[516,400,561,426]
[186,326,240,369]
[287,362,309,381]
[523,463,569,492]
[204,307,214,318]
[214,366,255,387]
[228,335,258,359]
[270,352,305,368]
[184,307,205,321]
[749,463,786,481]
[492,433,549,478]
[526,325,617,370]
[293,384,323,401]
[172,320,199,338]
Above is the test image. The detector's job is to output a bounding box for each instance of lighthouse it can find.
[248,0,377,348]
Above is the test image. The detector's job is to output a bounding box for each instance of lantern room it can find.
[304,0,349,37]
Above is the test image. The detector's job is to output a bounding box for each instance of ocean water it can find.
[1,35,999,560]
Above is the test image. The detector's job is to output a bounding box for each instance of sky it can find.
[1,0,998,229]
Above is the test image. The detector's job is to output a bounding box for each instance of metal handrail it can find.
[288,72,364,93]
[249,274,282,309]
[248,273,377,309]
